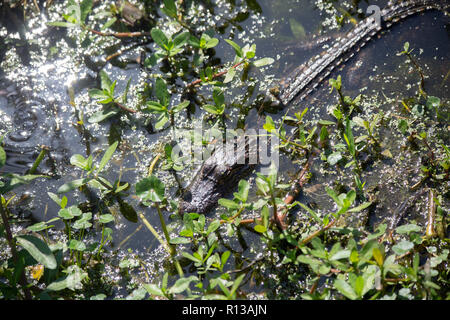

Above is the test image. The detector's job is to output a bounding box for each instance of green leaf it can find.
[297,202,321,224]
[403,41,410,52]
[398,119,409,134]
[68,239,86,251]
[334,279,358,300]
[99,214,114,224]
[47,265,87,291]
[98,70,112,91]
[348,201,372,213]
[57,178,92,193]
[327,152,342,165]
[88,108,119,123]
[172,100,190,113]
[143,283,165,297]
[372,246,384,266]
[16,235,57,269]
[73,212,92,230]
[0,174,47,194]
[70,154,89,170]
[426,96,440,109]
[98,141,118,172]
[325,187,342,207]
[154,78,170,107]
[169,237,191,244]
[255,177,269,195]
[289,18,306,40]
[181,251,202,264]
[234,180,250,202]
[151,28,169,50]
[0,145,6,169]
[169,276,198,294]
[330,250,351,261]
[354,276,365,297]
[27,222,52,232]
[101,17,117,30]
[136,175,165,203]
[204,37,219,49]
[223,67,236,83]
[254,224,267,233]
[146,101,166,113]
[345,117,355,156]
[47,21,77,28]
[212,87,225,108]
[263,116,276,133]
[395,224,421,234]
[229,273,245,297]
[206,220,220,235]
[58,205,82,219]
[225,39,243,57]
[218,198,240,210]
[173,32,190,48]
[202,104,223,115]
[162,0,177,18]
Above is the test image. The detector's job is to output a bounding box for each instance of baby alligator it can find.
[179,0,447,215]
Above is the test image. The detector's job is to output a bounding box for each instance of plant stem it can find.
[155,203,184,276]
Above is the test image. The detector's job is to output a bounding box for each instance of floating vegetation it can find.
[0,0,448,301]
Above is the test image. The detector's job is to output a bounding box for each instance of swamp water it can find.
[0,0,448,298]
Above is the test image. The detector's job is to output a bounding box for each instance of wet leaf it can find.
[426,96,440,109]
[289,18,306,40]
[396,224,421,234]
[47,265,87,291]
[263,116,276,132]
[162,0,177,18]
[99,214,114,224]
[31,264,45,281]
[202,104,223,115]
[57,178,92,193]
[0,174,47,194]
[172,100,190,113]
[58,205,82,219]
[143,284,165,297]
[136,175,165,203]
[392,240,414,255]
[16,235,57,269]
[88,108,119,123]
[334,279,358,300]
[119,199,138,223]
[223,67,236,83]
[151,28,169,50]
[218,198,240,210]
[327,152,342,165]
[80,0,93,21]
[234,180,250,202]
[73,212,92,229]
[254,224,267,233]
[170,237,191,244]
[154,78,170,107]
[0,145,6,169]
[173,32,190,48]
